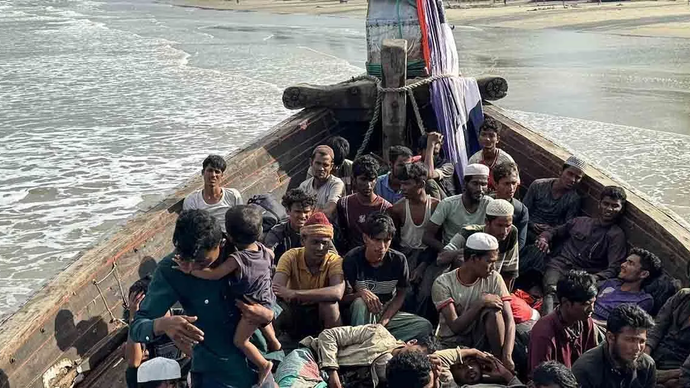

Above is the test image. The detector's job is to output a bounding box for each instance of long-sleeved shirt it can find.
[522,178,580,228]
[543,216,627,280]
[527,310,597,372]
[573,343,656,388]
[130,254,267,387]
[647,288,690,369]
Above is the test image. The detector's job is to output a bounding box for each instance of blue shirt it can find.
[374,174,403,204]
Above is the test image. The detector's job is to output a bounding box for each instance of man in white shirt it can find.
[182,154,242,233]
[298,145,345,219]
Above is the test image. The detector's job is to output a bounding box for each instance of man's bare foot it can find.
[267,337,282,352]
[256,361,273,387]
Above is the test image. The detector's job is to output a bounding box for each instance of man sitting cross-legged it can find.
[343,212,433,342]
[272,212,345,341]
[431,232,516,371]
[537,185,628,314]
[528,270,598,372]
[438,199,519,291]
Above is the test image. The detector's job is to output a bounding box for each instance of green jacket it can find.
[130,254,267,387]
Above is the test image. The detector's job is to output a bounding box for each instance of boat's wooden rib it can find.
[487,104,690,282]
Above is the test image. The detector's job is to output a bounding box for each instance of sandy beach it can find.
[170,0,690,38]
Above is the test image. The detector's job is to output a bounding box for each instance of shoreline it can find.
[168,0,690,39]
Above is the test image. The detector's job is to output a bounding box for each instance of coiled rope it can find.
[350,73,457,158]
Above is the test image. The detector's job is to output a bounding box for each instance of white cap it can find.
[137,357,181,383]
[466,232,499,251]
[486,199,514,217]
[464,163,490,177]
[565,155,587,172]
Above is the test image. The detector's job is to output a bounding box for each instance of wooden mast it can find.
[381,39,408,162]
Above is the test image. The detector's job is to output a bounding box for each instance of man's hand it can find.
[459,348,492,361]
[273,283,297,302]
[481,355,514,384]
[154,315,204,355]
[128,291,145,319]
[358,289,383,314]
[172,256,192,274]
[428,132,444,145]
[327,370,343,388]
[428,354,446,382]
[410,263,427,284]
[480,294,503,310]
[235,300,274,326]
[535,236,550,254]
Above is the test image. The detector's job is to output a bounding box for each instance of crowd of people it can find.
[127,122,685,388]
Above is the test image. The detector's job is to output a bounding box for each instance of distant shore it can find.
[169,0,690,38]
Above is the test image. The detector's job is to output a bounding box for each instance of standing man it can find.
[423,164,493,253]
[439,199,519,290]
[431,233,516,370]
[573,304,656,388]
[375,145,413,204]
[528,270,598,372]
[182,154,242,233]
[263,188,316,262]
[343,212,433,341]
[299,145,345,218]
[130,210,277,388]
[537,186,628,313]
[492,162,529,251]
[272,212,345,340]
[335,155,392,253]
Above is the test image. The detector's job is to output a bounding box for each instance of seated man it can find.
[298,145,345,218]
[272,212,345,340]
[423,164,493,253]
[387,162,440,317]
[646,288,690,388]
[468,117,515,191]
[432,233,516,370]
[375,145,413,204]
[573,304,656,388]
[520,155,585,274]
[130,209,277,387]
[439,199,519,290]
[182,154,242,232]
[343,212,433,341]
[307,136,353,194]
[263,188,316,262]
[136,357,181,388]
[593,248,661,325]
[537,185,628,313]
[528,270,597,372]
[418,132,457,198]
[335,155,392,253]
[293,324,438,388]
[492,162,529,251]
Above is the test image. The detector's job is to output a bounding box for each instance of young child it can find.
[468,117,515,191]
[176,205,280,384]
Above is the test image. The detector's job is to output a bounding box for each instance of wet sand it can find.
[171,0,690,39]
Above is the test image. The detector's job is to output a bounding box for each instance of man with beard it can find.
[438,199,519,290]
[528,270,598,372]
[431,233,516,371]
[335,155,392,253]
[519,156,585,276]
[387,162,440,317]
[573,304,656,388]
[375,145,413,204]
[492,162,529,251]
[537,185,628,314]
[299,145,346,218]
[263,188,316,261]
[343,212,433,341]
[423,164,493,253]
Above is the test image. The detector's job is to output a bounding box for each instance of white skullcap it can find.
[137,357,181,383]
[565,155,587,172]
[486,199,514,217]
[466,232,499,251]
[464,163,490,177]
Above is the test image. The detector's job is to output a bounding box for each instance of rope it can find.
[353,73,456,158]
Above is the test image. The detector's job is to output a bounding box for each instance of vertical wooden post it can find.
[381,39,407,163]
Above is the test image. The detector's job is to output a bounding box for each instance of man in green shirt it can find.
[130,209,277,388]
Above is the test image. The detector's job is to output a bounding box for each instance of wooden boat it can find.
[2,49,690,388]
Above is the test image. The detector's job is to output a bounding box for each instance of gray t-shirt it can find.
[182,188,242,232]
[429,194,493,245]
[522,178,581,227]
[298,175,345,210]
